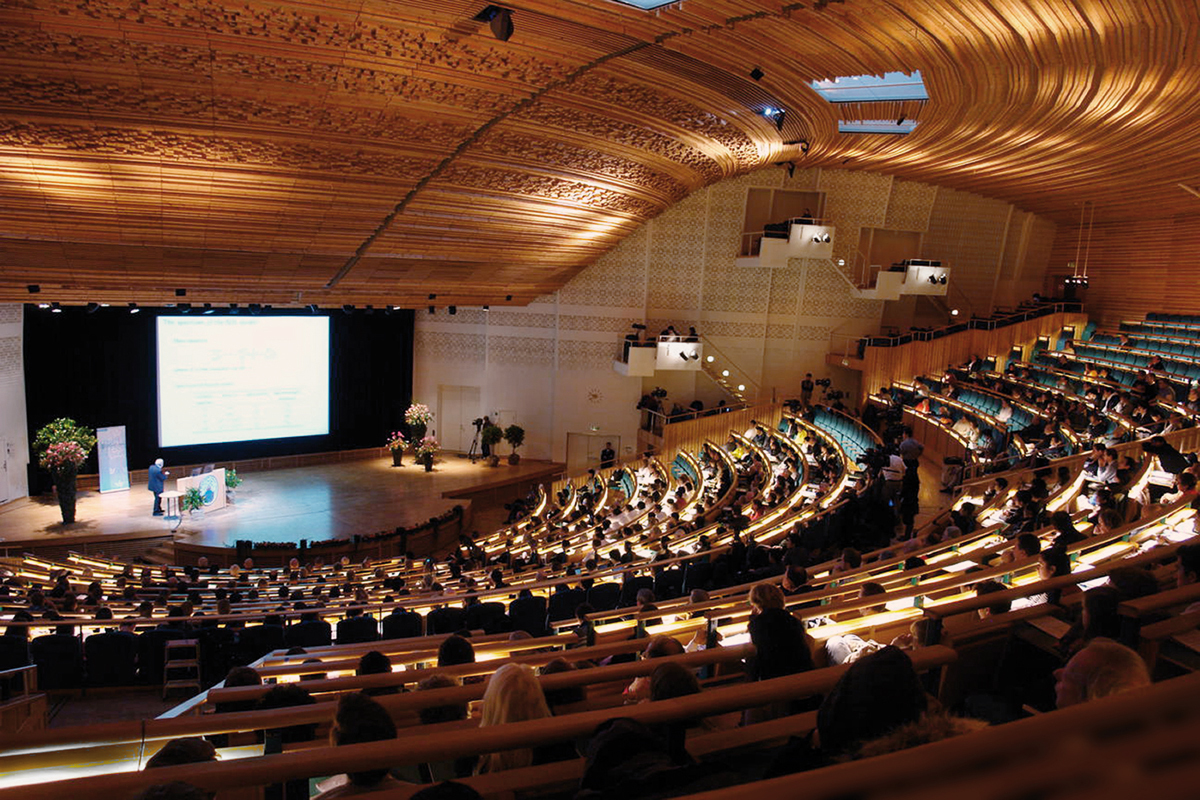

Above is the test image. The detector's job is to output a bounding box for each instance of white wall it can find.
[413,167,1055,462]
[0,305,29,502]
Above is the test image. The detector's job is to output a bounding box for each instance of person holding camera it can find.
[800,373,815,406]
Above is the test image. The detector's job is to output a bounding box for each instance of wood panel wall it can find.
[858,312,1088,401]
[1049,214,1200,326]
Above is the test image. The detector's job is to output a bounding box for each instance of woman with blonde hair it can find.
[476,663,561,773]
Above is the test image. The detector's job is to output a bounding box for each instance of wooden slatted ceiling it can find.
[0,0,1198,308]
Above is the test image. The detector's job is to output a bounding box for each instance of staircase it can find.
[162,639,201,699]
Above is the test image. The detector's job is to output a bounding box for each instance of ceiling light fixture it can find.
[750,67,764,81]
[129,303,140,314]
[474,5,513,41]
[27,284,40,294]
[85,302,99,314]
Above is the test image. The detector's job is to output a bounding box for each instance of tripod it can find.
[467,429,481,463]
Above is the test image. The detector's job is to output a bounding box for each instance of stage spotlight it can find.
[928,275,938,285]
[342,304,354,314]
[448,305,457,315]
[750,67,764,81]
[249,303,261,315]
[680,352,690,362]
[365,305,375,315]
[812,236,821,243]
[428,293,437,300]
[505,294,513,301]
[128,303,140,314]
[175,288,187,297]
[179,302,192,313]
[85,302,99,314]
[428,305,435,314]
[229,303,240,315]
[822,233,831,243]
[203,303,215,314]
[27,284,40,294]
[50,302,62,313]
[307,304,318,314]
[897,114,906,125]
[37,302,49,309]
[483,305,490,311]
[939,275,947,285]
[263,304,272,311]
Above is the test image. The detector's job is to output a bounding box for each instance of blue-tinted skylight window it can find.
[838,120,920,135]
[608,0,677,9]
[811,72,928,103]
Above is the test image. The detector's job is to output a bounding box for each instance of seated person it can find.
[1054,638,1150,708]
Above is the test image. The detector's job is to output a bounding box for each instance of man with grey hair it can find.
[148,458,169,516]
[1054,638,1150,708]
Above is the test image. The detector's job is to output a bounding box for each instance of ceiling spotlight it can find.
[474,5,513,41]
[812,236,822,243]
[85,302,99,314]
[307,304,318,314]
[680,352,690,362]
[738,384,746,391]
[128,303,140,314]
[229,303,240,315]
[897,114,906,125]
[179,302,192,313]
[750,67,764,81]
[483,305,490,311]
[365,305,375,315]
[27,284,40,294]
[822,233,831,243]
[342,304,354,314]
[505,294,513,301]
[202,303,215,314]
[939,275,947,285]
[428,305,435,314]
[175,288,187,297]
[50,302,62,313]
[249,303,261,315]
[928,275,938,285]
[950,309,959,316]
[449,305,457,315]
[428,293,436,300]
[37,302,49,309]
[706,355,714,363]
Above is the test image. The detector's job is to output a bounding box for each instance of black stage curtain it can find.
[23,305,413,491]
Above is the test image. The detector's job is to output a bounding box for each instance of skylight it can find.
[838,120,920,135]
[811,71,928,103]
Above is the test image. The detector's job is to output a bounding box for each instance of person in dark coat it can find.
[148,458,169,515]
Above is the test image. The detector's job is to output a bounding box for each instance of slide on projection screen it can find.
[157,316,330,448]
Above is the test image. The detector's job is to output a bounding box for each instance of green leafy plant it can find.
[33,418,96,473]
[481,424,503,449]
[503,424,525,453]
[225,468,243,489]
[182,487,205,513]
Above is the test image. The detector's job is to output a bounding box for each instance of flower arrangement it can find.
[415,435,440,458]
[40,440,88,472]
[386,431,407,450]
[225,468,243,489]
[34,417,97,471]
[404,404,434,427]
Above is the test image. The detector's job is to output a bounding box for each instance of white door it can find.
[437,386,481,453]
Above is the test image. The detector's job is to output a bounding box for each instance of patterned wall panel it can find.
[558,227,648,308]
[415,331,486,364]
[487,335,554,367]
[557,339,618,371]
[798,259,884,319]
[647,192,706,311]
[766,323,796,340]
[0,305,20,324]
[0,337,20,381]
[558,314,634,333]
[820,170,893,230]
[925,187,1012,313]
[484,310,556,329]
[768,264,802,316]
[885,179,938,232]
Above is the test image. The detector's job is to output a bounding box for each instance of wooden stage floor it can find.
[0,455,562,549]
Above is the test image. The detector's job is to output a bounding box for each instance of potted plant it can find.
[481,424,503,467]
[404,403,434,443]
[181,487,205,516]
[504,424,525,465]
[225,468,243,502]
[34,417,96,525]
[415,435,440,472]
[386,431,407,466]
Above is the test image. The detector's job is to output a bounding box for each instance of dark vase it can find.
[53,465,78,524]
[391,448,404,467]
[423,453,434,472]
[409,423,427,443]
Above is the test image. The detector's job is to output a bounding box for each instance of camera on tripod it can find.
[472,418,484,430]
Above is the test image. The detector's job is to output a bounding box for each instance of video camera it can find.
[472,418,485,430]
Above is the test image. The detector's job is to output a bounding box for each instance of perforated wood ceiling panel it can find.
[1,0,1197,307]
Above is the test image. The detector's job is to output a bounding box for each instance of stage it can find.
[0,454,563,551]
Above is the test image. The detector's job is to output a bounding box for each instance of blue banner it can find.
[97,425,130,493]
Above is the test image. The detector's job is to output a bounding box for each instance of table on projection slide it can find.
[157,317,329,448]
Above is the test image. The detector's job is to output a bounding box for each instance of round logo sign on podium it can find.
[199,474,219,505]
